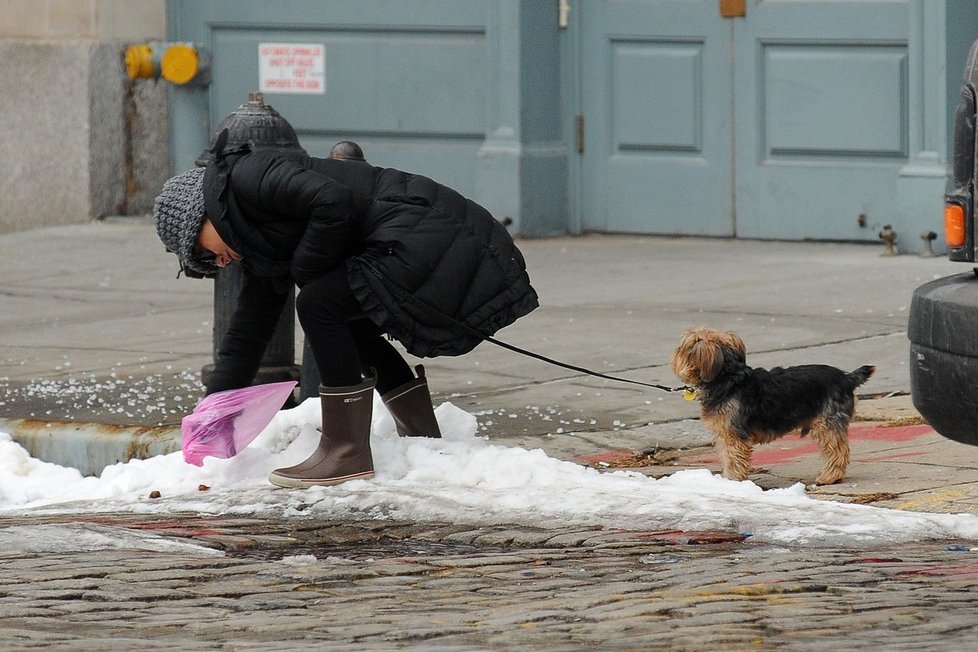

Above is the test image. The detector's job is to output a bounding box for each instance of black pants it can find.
[296,266,413,394]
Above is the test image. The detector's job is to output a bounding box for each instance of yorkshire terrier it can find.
[670,327,874,485]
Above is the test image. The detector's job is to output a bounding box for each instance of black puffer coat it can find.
[201,148,538,391]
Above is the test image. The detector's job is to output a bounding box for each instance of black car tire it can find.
[909,271,978,445]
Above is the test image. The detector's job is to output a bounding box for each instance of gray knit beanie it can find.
[153,167,218,277]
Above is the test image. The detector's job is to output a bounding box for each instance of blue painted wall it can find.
[167,0,978,251]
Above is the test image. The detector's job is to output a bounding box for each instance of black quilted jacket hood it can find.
[203,149,538,358]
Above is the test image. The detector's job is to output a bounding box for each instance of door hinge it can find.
[575,115,584,153]
[559,0,571,29]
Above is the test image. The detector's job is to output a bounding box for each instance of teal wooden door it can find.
[734,2,907,240]
[579,1,909,241]
[578,1,734,235]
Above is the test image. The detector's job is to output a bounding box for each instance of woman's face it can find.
[196,219,242,268]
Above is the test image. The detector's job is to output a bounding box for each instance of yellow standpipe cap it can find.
[161,44,200,85]
[125,44,155,79]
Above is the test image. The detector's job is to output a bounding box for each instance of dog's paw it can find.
[813,472,844,486]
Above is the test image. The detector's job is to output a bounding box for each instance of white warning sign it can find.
[259,43,325,95]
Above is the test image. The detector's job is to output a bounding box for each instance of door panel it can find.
[762,45,907,157]
[734,1,909,240]
[578,1,734,235]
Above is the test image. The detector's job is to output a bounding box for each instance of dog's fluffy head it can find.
[670,327,746,386]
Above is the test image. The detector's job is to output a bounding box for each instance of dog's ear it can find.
[690,340,724,383]
[722,331,746,362]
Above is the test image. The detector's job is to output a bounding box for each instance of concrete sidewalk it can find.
[2,219,978,513]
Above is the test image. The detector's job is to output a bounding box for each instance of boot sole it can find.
[267,469,375,488]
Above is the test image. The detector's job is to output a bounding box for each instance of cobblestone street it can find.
[1,514,976,650]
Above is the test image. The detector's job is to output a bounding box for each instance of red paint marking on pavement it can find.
[575,450,635,465]
[847,557,904,564]
[749,439,820,465]
[627,530,686,539]
[686,435,818,466]
[76,517,226,538]
[898,565,978,579]
[687,424,936,467]
[849,423,934,442]
[627,530,746,545]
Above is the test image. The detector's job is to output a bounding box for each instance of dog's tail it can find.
[846,365,875,390]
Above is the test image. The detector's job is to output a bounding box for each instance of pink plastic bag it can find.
[181,381,298,466]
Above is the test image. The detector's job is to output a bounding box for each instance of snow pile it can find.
[2,397,978,547]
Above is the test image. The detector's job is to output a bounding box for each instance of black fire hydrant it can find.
[196,93,306,400]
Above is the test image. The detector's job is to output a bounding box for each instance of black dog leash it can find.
[480,331,685,393]
[365,263,686,394]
